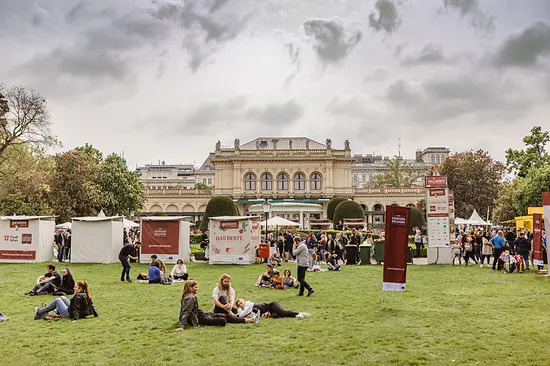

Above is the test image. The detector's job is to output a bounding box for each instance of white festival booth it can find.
[209,216,261,265]
[71,216,124,264]
[0,216,56,263]
[140,216,192,264]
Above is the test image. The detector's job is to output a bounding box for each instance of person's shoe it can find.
[120,280,127,283]
[307,290,315,297]
[25,291,33,295]
[295,313,304,319]
[480,264,483,268]
[299,312,311,318]
[297,293,304,296]
[254,310,261,324]
[126,279,133,283]
[30,292,38,296]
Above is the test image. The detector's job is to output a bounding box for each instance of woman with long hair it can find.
[34,281,99,321]
[282,269,298,289]
[52,267,76,295]
[177,280,228,331]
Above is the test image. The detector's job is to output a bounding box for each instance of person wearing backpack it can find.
[462,230,478,265]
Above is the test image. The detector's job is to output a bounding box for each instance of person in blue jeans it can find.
[490,230,506,270]
[34,281,98,321]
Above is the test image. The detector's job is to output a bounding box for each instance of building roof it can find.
[240,137,327,150]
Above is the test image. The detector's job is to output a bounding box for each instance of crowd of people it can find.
[452,226,547,273]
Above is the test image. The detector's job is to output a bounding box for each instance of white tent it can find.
[454,218,469,225]
[0,216,56,263]
[259,216,300,229]
[140,216,193,263]
[55,222,72,230]
[468,209,487,225]
[123,218,139,230]
[209,216,261,265]
[71,216,124,263]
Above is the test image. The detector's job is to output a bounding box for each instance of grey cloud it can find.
[302,17,362,63]
[368,0,401,33]
[385,79,421,106]
[326,95,370,119]
[492,21,550,68]
[364,67,390,83]
[245,100,303,125]
[401,43,448,66]
[441,0,495,32]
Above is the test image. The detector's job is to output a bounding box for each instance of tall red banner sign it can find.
[383,205,411,292]
[141,221,180,255]
[544,193,550,270]
[532,213,543,266]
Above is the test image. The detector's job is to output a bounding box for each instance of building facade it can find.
[139,137,435,226]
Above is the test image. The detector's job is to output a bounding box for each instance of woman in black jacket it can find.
[52,267,76,296]
[34,281,99,321]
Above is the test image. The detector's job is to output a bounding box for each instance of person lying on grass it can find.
[34,281,99,321]
[177,280,257,331]
[255,263,274,287]
[235,298,310,320]
[26,264,62,296]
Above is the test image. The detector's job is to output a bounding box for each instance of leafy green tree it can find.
[76,143,103,163]
[513,165,550,213]
[434,150,505,219]
[48,149,103,223]
[194,182,212,190]
[333,200,365,226]
[372,157,422,188]
[492,180,522,223]
[0,144,53,215]
[505,126,550,178]
[98,154,145,217]
[409,207,425,229]
[327,197,349,222]
[199,196,238,232]
[0,85,57,169]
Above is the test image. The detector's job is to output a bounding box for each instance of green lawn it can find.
[1,262,550,365]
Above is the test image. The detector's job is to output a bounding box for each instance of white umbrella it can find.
[55,222,71,229]
[260,216,300,229]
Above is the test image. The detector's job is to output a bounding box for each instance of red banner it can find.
[383,205,411,292]
[532,213,544,266]
[141,221,180,255]
[10,220,29,228]
[0,250,36,260]
[426,176,447,188]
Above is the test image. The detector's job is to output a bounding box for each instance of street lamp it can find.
[262,199,271,244]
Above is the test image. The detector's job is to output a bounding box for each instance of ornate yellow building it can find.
[141,137,426,227]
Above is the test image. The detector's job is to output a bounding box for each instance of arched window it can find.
[244,173,256,191]
[277,173,289,191]
[294,172,306,191]
[260,173,273,191]
[430,155,436,164]
[310,172,322,190]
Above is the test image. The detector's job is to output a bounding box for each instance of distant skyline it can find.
[1,0,549,169]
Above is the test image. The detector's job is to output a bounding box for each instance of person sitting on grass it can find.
[255,263,274,287]
[326,253,341,271]
[34,281,99,321]
[170,259,188,281]
[310,252,322,272]
[150,255,166,277]
[270,250,282,267]
[212,274,255,325]
[269,270,284,290]
[177,280,228,331]
[51,267,76,296]
[282,269,298,289]
[236,298,310,320]
[148,261,162,284]
[26,264,62,296]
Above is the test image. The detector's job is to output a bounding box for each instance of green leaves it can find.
[505,126,550,178]
[372,158,422,188]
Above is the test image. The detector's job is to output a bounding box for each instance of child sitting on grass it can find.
[269,270,285,290]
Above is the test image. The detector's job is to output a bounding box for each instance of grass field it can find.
[1,262,550,366]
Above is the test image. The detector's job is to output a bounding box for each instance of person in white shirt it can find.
[170,259,188,281]
[212,274,254,324]
[236,299,310,320]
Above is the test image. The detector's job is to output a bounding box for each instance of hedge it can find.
[327,197,349,221]
[199,196,238,232]
[333,200,365,226]
[190,234,203,244]
[409,207,425,229]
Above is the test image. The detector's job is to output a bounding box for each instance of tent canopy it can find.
[0,215,55,221]
[140,216,193,222]
[55,222,71,229]
[454,218,469,225]
[468,209,487,225]
[260,216,300,228]
[210,216,260,221]
[123,218,139,229]
[72,216,123,222]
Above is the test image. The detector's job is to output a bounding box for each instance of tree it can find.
[492,180,522,223]
[513,165,550,213]
[0,85,57,169]
[409,207,425,229]
[194,182,212,190]
[48,149,103,223]
[416,198,426,216]
[372,157,422,188]
[327,197,349,222]
[505,126,550,178]
[199,196,238,232]
[333,200,365,226]
[98,154,145,217]
[0,144,53,215]
[434,150,505,219]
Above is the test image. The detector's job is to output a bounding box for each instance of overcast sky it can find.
[1,0,549,169]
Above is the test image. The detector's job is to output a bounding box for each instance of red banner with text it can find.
[532,213,544,266]
[383,205,411,292]
[141,221,180,255]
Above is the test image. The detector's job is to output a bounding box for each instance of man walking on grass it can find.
[293,236,315,297]
[119,242,141,283]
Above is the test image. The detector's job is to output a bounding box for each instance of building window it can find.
[202,178,207,184]
[244,173,256,191]
[294,172,305,191]
[207,178,212,185]
[310,172,322,190]
[261,173,273,191]
[277,173,289,191]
